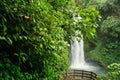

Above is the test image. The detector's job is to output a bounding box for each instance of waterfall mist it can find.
[70,37,98,72]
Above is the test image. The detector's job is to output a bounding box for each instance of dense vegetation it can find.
[84,0,120,79]
[0,0,99,80]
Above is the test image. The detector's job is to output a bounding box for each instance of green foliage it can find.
[0,58,24,80]
[97,74,109,80]
[107,63,120,80]
[0,57,41,80]
[77,6,100,39]
[85,0,120,68]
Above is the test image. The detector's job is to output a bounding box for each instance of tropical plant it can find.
[107,63,120,80]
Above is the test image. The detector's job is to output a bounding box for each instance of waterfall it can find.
[70,37,85,69]
[70,37,97,71]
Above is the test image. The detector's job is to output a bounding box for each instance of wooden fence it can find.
[62,70,97,80]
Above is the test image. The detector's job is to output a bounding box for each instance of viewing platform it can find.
[62,70,97,80]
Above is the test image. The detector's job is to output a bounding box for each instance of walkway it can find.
[62,70,97,80]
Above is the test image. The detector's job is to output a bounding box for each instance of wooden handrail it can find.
[64,70,97,80]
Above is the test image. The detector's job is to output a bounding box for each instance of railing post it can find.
[82,70,83,79]
[91,72,92,79]
[73,70,75,78]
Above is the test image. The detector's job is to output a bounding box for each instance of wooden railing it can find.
[63,70,97,80]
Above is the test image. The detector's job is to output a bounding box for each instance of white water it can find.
[70,37,98,72]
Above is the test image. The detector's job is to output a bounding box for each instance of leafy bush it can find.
[107,63,120,80]
[0,0,69,79]
[0,57,24,80]
[97,74,109,80]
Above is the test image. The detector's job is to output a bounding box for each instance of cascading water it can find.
[70,36,98,72]
[70,37,85,69]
